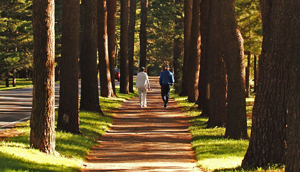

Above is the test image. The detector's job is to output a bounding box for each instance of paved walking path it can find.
[82,77,202,172]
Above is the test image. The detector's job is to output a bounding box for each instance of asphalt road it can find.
[0,80,119,133]
[0,83,60,132]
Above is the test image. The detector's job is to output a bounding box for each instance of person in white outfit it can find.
[136,67,150,108]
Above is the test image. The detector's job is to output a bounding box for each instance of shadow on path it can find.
[82,77,203,172]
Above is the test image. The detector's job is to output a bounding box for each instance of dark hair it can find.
[164,65,170,69]
[140,67,145,71]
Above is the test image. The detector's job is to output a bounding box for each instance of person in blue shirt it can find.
[159,65,175,108]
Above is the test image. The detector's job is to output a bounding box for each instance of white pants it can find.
[138,89,147,107]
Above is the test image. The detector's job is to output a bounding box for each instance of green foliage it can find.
[0,0,63,79]
[147,0,183,75]
[236,0,262,55]
[55,0,62,59]
[0,0,33,78]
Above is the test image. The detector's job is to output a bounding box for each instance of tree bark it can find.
[173,0,184,94]
[128,0,137,93]
[206,0,226,128]
[5,70,9,87]
[245,52,251,97]
[242,0,289,167]
[80,0,102,113]
[220,0,248,139]
[286,2,300,170]
[253,54,257,93]
[107,0,117,94]
[286,2,300,169]
[181,0,193,96]
[12,68,16,87]
[120,0,129,94]
[30,0,55,154]
[57,0,81,134]
[197,0,210,112]
[139,0,148,68]
[98,0,114,98]
[187,0,201,103]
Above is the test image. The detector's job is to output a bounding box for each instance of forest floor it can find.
[81,77,204,172]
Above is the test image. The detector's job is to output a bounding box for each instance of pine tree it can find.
[30,0,56,154]
[0,0,33,81]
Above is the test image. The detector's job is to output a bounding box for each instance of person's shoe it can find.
[144,105,147,107]
[164,103,167,108]
[140,105,143,108]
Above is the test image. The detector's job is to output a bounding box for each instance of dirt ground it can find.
[82,77,203,172]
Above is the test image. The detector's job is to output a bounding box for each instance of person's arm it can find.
[169,72,174,85]
[146,74,150,90]
[171,72,175,84]
[136,73,141,88]
[159,72,162,86]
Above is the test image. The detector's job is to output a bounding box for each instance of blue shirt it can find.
[159,70,175,86]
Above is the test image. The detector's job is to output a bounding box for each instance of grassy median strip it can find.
[0,78,33,91]
[172,94,284,172]
[0,87,137,172]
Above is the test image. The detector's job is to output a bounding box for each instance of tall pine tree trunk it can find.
[80,0,102,113]
[242,0,288,167]
[30,0,55,154]
[197,0,210,112]
[173,0,184,94]
[107,0,117,94]
[98,0,114,98]
[206,0,226,128]
[139,0,148,68]
[245,52,251,97]
[12,68,16,87]
[220,0,248,139]
[181,0,193,96]
[187,0,201,103]
[5,70,9,87]
[128,0,136,93]
[120,0,129,94]
[253,54,257,93]
[286,1,300,170]
[57,0,81,134]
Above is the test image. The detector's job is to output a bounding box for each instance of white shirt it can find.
[136,72,150,90]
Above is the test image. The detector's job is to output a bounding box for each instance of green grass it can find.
[171,93,284,172]
[0,78,33,90]
[0,87,137,172]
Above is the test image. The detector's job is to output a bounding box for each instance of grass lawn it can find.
[171,93,285,172]
[0,78,33,91]
[0,86,137,172]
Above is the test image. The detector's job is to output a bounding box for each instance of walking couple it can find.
[136,65,174,108]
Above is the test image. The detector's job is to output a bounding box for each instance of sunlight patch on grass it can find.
[192,137,248,171]
[100,96,126,113]
[171,92,251,172]
[200,156,244,171]
[189,115,250,172]
[172,92,284,171]
[0,143,81,172]
[115,87,138,101]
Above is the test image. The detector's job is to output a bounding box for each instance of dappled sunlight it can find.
[82,77,202,171]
